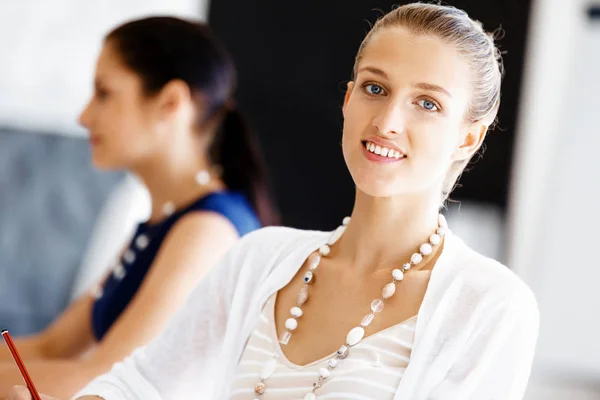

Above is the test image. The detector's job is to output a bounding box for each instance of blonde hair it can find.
[353,2,505,203]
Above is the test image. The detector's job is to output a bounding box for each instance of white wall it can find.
[508,0,600,397]
[0,0,208,136]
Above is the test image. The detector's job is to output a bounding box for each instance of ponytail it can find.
[210,108,280,226]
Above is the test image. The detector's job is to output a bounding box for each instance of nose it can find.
[372,101,405,136]
[78,100,92,128]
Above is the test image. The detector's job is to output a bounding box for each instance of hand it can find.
[8,386,59,400]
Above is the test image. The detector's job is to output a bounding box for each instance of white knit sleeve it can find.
[430,282,540,400]
[73,229,261,400]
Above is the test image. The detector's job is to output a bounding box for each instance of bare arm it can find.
[8,385,102,399]
[0,292,97,362]
[0,212,239,399]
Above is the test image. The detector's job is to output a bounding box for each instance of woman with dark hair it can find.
[0,16,278,398]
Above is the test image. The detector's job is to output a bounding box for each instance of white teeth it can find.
[364,141,404,159]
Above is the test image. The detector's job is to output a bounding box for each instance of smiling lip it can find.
[361,137,406,164]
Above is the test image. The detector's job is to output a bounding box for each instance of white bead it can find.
[112,264,126,280]
[291,307,303,318]
[260,358,278,380]
[135,234,149,250]
[437,226,447,236]
[327,226,345,245]
[304,393,316,400]
[411,253,423,265]
[361,313,375,327]
[438,213,448,228]
[328,358,339,368]
[371,299,384,313]
[297,286,309,306]
[304,271,314,284]
[285,318,298,331]
[382,282,396,299]
[92,285,103,299]
[392,269,404,281]
[123,249,136,264]
[195,170,211,185]
[319,367,330,378]
[343,216,351,226]
[279,331,292,345]
[429,233,441,245]
[162,202,176,216]
[308,253,321,271]
[346,327,365,346]
[420,243,433,256]
[319,245,331,256]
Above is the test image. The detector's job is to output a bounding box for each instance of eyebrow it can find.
[357,66,453,98]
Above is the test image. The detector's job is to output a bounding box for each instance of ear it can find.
[452,122,488,161]
[342,81,355,117]
[155,79,193,119]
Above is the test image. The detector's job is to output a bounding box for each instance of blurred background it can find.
[0,0,598,398]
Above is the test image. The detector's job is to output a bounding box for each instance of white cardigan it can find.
[75,227,539,400]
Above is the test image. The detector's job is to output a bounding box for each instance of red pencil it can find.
[1,329,42,400]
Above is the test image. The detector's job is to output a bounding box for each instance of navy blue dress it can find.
[91,191,261,340]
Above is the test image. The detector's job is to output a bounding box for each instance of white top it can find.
[75,226,539,400]
[228,294,416,399]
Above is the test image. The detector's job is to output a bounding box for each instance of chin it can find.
[90,153,122,171]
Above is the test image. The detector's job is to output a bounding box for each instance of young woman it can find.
[10,3,538,400]
[1,16,277,398]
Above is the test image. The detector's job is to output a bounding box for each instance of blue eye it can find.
[364,84,385,96]
[417,99,439,111]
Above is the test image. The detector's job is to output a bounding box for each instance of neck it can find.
[132,135,225,223]
[334,189,442,274]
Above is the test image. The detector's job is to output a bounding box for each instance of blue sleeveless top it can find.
[91,191,261,341]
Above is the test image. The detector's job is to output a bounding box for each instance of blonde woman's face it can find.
[342,26,483,199]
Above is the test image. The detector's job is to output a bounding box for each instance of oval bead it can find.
[371,299,384,313]
[382,282,396,299]
[437,226,447,236]
[123,249,136,264]
[392,269,404,281]
[260,358,277,380]
[346,327,365,346]
[304,271,314,284]
[319,367,330,378]
[135,234,149,250]
[297,286,309,306]
[343,216,351,226]
[420,243,433,256]
[328,358,338,368]
[304,393,316,400]
[308,253,322,271]
[290,307,303,318]
[411,253,423,265]
[285,318,298,331]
